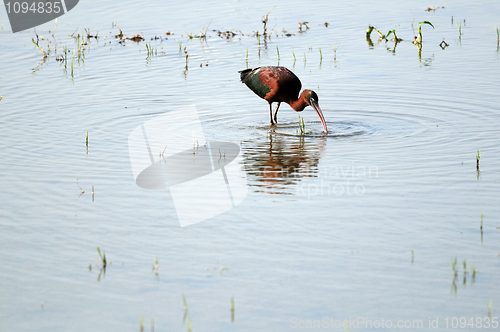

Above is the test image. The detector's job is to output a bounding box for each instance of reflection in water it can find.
[242,134,326,194]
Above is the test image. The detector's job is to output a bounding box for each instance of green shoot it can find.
[298,114,306,135]
[457,20,462,38]
[319,47,322,60]
[451,256,458,276]
[71,52,75,77]
[292,49,296,61]
[139,315,145,332]
[481,213,484,230]
[31,38,47,58]
[414,21,434,47]
[182,294,188,311]
[386,30,402,42]
[97,247,106,268]
[496,25,499,45]
[220,259,229,272]
[472,264,477,278]
[187,317,192,332]
[463,259,467,274]
[153,256,159,274]
[231,297,234,312]
[366,25,385,39]
[276,45,280,61]
[476,149,481,171]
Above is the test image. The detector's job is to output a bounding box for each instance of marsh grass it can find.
[451,256,458,277]
[386,30,402,42]
[76,178,84,195]
[331,43,339,61]
[140,315,145,332]
[97,247,106,268]
[297,114,306,135]
[413,21,434,48]
[366,25,385,39]
[152,256,159,275]
[31,38,47,58]
[231,296,235,322]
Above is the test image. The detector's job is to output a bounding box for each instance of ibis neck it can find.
[288,97,308,112]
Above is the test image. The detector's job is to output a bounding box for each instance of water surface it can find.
[1,0,499,331]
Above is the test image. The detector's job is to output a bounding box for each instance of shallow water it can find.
[1,0,500,331]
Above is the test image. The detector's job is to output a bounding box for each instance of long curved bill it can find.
[310,100,328,134]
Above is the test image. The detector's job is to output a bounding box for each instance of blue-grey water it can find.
[1,0,499,331]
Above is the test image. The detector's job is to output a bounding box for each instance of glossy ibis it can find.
[239,66,328,134]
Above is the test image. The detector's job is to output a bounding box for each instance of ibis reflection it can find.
[243,134,326,194]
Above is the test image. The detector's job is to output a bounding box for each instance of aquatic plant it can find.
[231,296,235,322]
[496,25,499,46]
[31,38,47,58]
[297,114,306,135]
[457,20,462,39]
[139,315,145,332]
[386,30,403,42]
[413,21,434,48]
[331,43,339,60]
[220,259,229,273]
[152,256,159,274]
[276,45,280,62]
[261,6,275,37]
[366,25,384,39]
[182,294,188,312]
[97,247,106,268]
[451,256,458,277]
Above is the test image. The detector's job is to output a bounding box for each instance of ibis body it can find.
[239,66,327,134]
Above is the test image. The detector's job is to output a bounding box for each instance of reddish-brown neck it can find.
[287,91,309,112]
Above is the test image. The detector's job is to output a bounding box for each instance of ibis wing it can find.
[239,67,271,100]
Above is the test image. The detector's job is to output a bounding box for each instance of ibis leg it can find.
[272,102,281,124]
[269,103,275,125]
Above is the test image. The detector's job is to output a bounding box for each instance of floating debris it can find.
[298,21,309,32]
[439,40,449,49]
[426,6,444,12]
